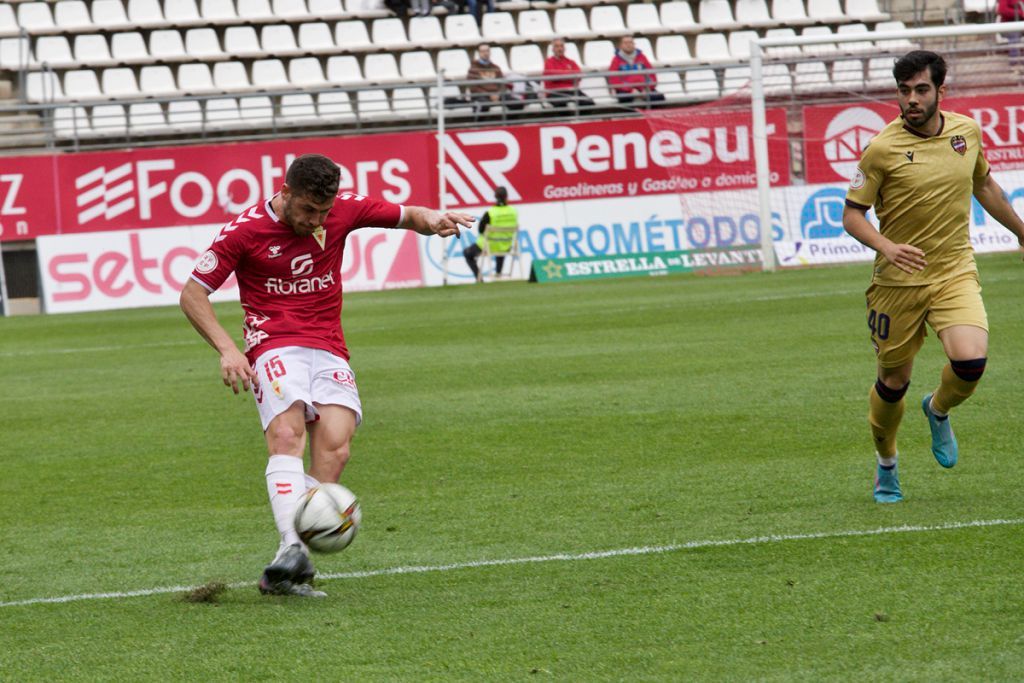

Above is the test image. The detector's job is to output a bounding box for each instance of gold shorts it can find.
[865,271,988,368]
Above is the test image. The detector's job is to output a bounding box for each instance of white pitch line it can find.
[1,517,1020,609]
[0,340,198,358]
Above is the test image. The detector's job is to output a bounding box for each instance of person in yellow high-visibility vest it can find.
[463,186,518,282]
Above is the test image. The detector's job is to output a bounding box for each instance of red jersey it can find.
[542,55,583,91]
[191,192,403,364]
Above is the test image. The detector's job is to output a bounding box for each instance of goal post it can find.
[750,21,1024,271]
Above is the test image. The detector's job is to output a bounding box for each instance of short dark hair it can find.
[892,50,947,87]
[285,154,340,202]
[494,186,508,203]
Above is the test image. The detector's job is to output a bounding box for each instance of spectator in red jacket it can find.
[997,0,1024,64]
[542,38,595,109]
[607,35,665,106]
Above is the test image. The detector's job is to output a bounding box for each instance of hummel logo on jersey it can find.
[904,151,914,162]
[268,245,282,259]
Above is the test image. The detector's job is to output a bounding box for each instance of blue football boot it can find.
[874,462,903,503]
[922,393,958,468]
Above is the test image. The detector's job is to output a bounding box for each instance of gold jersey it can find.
[846,110,990,286]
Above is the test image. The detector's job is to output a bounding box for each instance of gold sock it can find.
[931,359,985,415]
[869,381,906,459]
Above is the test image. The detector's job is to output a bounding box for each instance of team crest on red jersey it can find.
[950,135,967,156]
[312,226,327,250]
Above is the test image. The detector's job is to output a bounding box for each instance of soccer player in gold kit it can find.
[842,50,1024,502]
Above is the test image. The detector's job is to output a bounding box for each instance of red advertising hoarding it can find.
[802,92,1024,184]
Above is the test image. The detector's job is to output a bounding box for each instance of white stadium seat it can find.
[280,93,318,123]
[214,61,251,90]
[590,6,628,36]
[436,48,471,79]
[186,28,224,58]
[444,15,482,46]
[482,12,518,41]
[408,16,446,48]
[54,1,93,30]
[240,95,274,124]
[54,106,90,137]
[563,41,582,65]
[35,37,75,68]
[90,1,132,31]
[273,0,312,18]
[626,4,663,33]
[794,60,831,92]
[837,23,874,52]
[0,6,17,38]
[225,26,263,56]
[846,0,889,22]
[167,100,204,130]
[127,0,165,27]
[735,0,775,27]
[237,0,276,21]
[326,55,363,84]
[832,58,866,88]
[699,0,741,29]
[635,37,656,60]
[656,35,694,65]
[201,0,238,23]
[139,65,178,95]
[165,0,203,25]
[695,33,731,62]
[578,76,614,105]
[518,10,555,40]
[102,67,140,98]
[684,68,720,98]
[660,1,701,30]
[764,28,801,58]
[129,102,167,132]
[722,65,751,95]
[150,30,187,60]
[802,25,837,54]
[772,0,811,24]
[400,51,438,81]
[867,56,894,88]
[764,63,792,94]
[875,21,916,50]
[0,38,32,70]
[318,92,355,122]
[510,44,544,75]
[309,0,346,17]
[554,8,590,39]
[489,45,510,73]
[92,104,127,135]
[335,21,373,50]
[807,0,846,23]
[74,35,114,65]
[178,63,217,93]
[356,89,391,120]
[27,71,65,101]
[582,39,615,69]
[18,3,57,32]
[658,71,686,101]
[262,24,301,53]
[252,58,290,89]
[371,18,408,48]
[112,32,150,62]
[288,57,328,86]
[64,69,102,101]
[392,87,428,118]
[205,97,242,126]
[363,53,402,83]
[728,30,759,60]
[298,22,336,51]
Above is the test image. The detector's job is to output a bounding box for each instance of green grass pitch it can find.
[2,254,1023,681]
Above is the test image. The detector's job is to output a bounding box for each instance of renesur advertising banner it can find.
[37,224,425,313]
[802,92,1024,184]
[3,107,791,241]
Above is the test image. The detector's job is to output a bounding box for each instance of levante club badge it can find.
[950,135,967,156]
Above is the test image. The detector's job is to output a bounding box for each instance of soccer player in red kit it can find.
[180,154,473,597]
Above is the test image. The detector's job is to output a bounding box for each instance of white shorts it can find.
[251,346,363,431]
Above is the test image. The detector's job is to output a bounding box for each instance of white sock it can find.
[877,453,898,468]
[266,454,307,551]
[928,397,948,417]
[304,473,321,489]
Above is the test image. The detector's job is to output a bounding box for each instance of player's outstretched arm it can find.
[973,173,1024,258]
[843,204,927,274]
[398,206,476,237]
[179,279,258,394]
